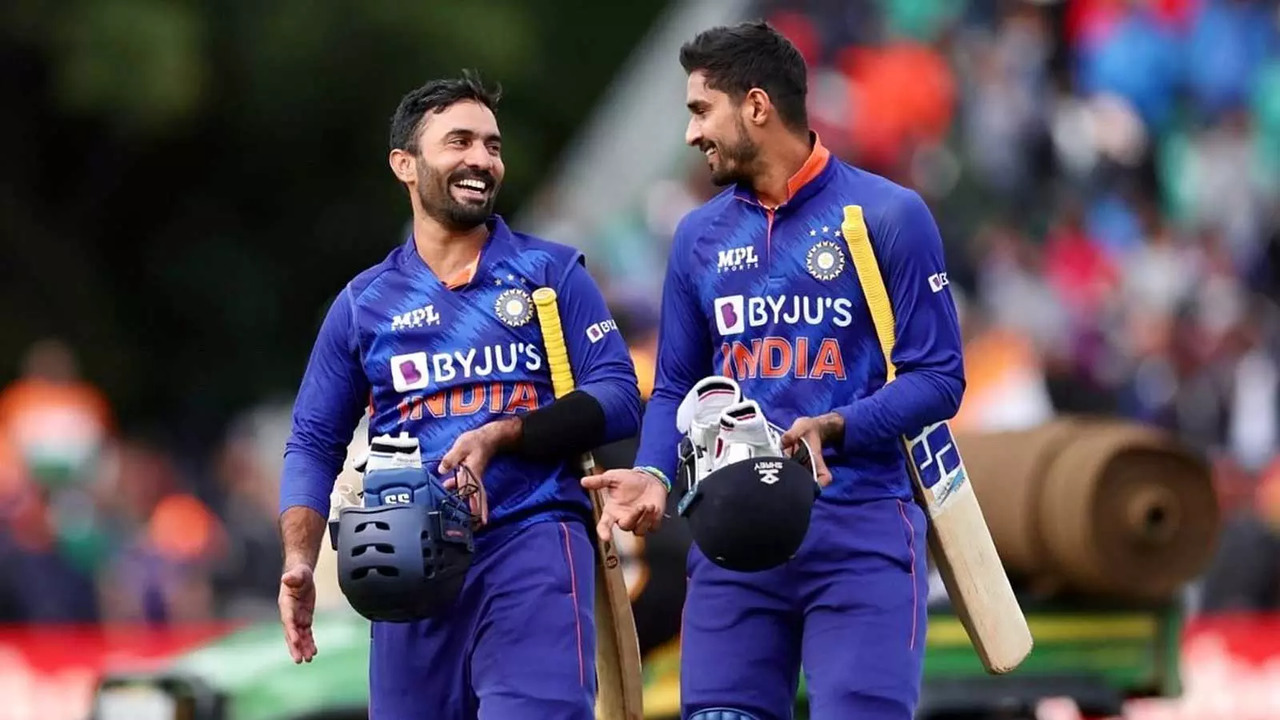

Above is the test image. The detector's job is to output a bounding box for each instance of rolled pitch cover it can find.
[957,417,1220,602]
[953,419,1083,581]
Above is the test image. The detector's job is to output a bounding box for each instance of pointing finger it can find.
[581,473,616,491]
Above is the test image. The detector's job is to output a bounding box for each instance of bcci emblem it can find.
[494,288,533,327]
[805,240,845,281]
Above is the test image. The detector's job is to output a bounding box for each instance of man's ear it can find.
[389,148,417,184]
[744,88,771,127]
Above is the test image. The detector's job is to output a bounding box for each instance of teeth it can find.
[456,179,486,192]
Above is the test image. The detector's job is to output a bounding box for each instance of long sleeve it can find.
[834,189,965,452]
[633,221,714,482]
[555,258,643,444]
[279,286,370,517]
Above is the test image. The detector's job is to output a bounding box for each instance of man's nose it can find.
[464,143,493,170]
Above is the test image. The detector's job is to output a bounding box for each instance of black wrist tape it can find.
[516,390,607,461]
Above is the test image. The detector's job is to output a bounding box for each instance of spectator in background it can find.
[609,297,660,402]
[1185,0,1279,124]
[209,407,289,620]
[0,435,99,622]
[0,339,113,491]
[958,0,1054,212]
[0,340,115,622]
[971,218,1070,358]
[1199,456,1280,611]
[1071,0,1183,132]
[1178,107,1270,268]
[95,438,222,624]
[1043,193,1119,329]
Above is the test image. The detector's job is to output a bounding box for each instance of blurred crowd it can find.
[0,338,294,624]
[5,0,1280,624]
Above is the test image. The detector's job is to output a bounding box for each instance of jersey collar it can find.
[734,132,833,210]
[400,215,511,290]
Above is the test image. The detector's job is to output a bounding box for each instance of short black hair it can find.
[389,70,502,153]
[679,21,808,133]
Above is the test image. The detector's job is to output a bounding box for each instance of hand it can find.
[279,563,318,663]
[581,469,668,542]
[780,414,840,487]
[438,418,519,525]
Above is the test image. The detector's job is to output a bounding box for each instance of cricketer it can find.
[589,22,967,720]
[275,73,645,719]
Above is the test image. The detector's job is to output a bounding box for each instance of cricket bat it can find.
[840,205,1033,674]
[532,287,645,720]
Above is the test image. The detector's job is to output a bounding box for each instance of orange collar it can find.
[442,256,479,290]
[740,132,832,209]
[784,133,831,202]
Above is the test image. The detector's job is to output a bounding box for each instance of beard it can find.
[705,117,761,187]
[416,163,500,231]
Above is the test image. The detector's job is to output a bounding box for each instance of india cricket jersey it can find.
[634,137,965,504]
[279,216,641,549]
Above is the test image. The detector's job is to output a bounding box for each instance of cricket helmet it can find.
[333,465,477,622]
[677,399,821,573]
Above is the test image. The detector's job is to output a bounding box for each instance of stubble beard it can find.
[708,118,761,187]
[416,166,499,232]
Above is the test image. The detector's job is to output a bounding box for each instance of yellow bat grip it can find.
[532,288,576,398]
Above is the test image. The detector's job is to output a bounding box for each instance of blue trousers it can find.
[369,519,596,719]
[680,498,929,720]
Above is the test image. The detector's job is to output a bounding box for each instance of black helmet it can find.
[676,399,821,573]
[333,465,475,622]
[678,453,820,572]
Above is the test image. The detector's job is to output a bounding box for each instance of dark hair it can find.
[389,70,502,152]
[679,21,808,132]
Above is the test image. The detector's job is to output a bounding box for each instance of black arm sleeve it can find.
[515,390,609,461]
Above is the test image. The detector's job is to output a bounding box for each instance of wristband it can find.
[633,465,672,492]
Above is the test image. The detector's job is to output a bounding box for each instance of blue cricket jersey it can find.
[634,137,965,504]
[280,216,642,549]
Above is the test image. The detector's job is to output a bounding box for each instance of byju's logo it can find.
[928,272,950,293]
[586,319,618,344]
[390,352,430,392]
[712,294,854,336]
[714,295,744,335]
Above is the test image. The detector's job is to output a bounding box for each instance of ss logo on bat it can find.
[909,422,966,504]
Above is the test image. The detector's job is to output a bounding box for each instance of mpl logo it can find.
[754,460,783,485]
[928,272,950,293]
[714,295,745,335]
[717,246,759,273]
[586,318,618,344]
[391,304,441,331]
